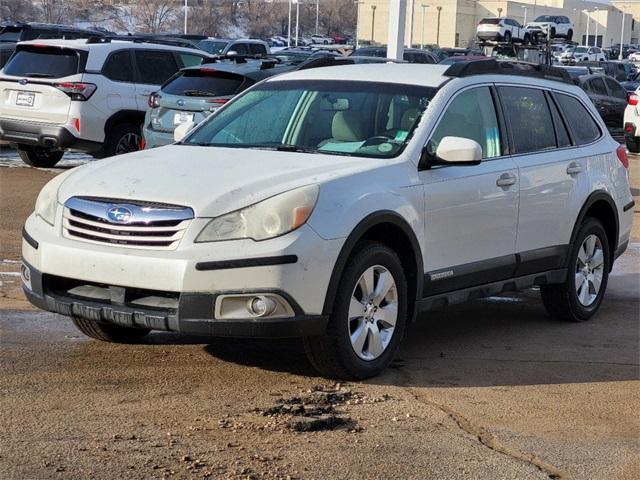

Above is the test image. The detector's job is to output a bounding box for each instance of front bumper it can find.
[22,213,341,338]
[0,118,101,152]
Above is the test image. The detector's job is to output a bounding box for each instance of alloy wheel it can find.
[115,132,141,155]
[575,234,605,307]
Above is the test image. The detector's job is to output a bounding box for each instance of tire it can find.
[626,138,640,153]
[304,241,408,379]
[504,31,512,43]
[100,122,142,158]
[567,29,573,41]
[550,27,556,38]
[17,146,63,168]
[72,317,150,343]
[523,33,530,45]
[540,217,610,322]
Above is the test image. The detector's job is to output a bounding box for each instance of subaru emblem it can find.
[107,206,133,224]
[177,99,185,107]
[18,79,28,85]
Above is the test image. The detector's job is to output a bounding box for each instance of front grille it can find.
[63,197,194,250]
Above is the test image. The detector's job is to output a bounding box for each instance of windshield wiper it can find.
[183,89,217,96]
[274,144,314,153]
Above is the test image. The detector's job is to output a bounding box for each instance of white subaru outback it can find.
[21,61,634,379]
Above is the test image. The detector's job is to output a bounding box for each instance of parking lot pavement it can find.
[0,154,638,479]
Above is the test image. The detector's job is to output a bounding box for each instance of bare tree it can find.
[124,0,179,33]
[1,0,39,22]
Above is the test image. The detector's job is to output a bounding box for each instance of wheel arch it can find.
[570,191,619,269]
[103,110,145,137]
[322,211,424,322]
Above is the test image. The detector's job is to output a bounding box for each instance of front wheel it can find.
[17,146,63,168]
[540,217,610,322]
[304,241,407,379]
[100,123,142,158]
[72,317,150,343]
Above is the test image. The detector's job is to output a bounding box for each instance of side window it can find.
[498,86,556,154]
[547,95,572,147]
[605,78,627,100]
[134,50,178,85]
[428,86,501,159]
[249,43,267,55]
[231,43,249,54]
[556,93,601,145]
[177,53,203,68]
[102,50,134,82]
[589,77,608,95]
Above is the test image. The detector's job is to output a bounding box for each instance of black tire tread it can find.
[17,147,63,168]
[100,122,141,158]
[72,317,150,343]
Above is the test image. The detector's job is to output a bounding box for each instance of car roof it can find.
[18,38,206,53]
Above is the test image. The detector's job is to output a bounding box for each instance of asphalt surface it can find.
[0,147,639,479]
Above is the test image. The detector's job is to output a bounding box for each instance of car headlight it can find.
[34,170,74,226]
[196,184,319,242]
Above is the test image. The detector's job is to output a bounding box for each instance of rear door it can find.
[133,49,180,110]
[585,77,613,124]
[604,77,628,125]
[0,45,82,124]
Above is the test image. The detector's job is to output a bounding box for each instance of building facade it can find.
[356,0,639,49]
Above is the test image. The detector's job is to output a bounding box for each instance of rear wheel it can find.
[567,29,573,41]
[626,137,640,153]
[100,123,142,158]
[17,146,63,168]
[540,217,610,322]
[72,317,150,343]
[504,31,512,43]
[550,27,556,38]
[304,241,407,379]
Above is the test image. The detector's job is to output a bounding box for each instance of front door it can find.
[418,86,519,296]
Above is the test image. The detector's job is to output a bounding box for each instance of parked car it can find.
[0,43,15,68]
[620,80,640,93]
[0,38,211,167]
[559,46,606,64]
[310,34,334,45]
[438,55,486,65]
[143,59,296,149]
[577,60,634,82]
[197,38,270,57]
[439,47,484,58]
[352,47,438,63]
[624,86,640,151]
[575,74,628,127]
[476,17,530,44]
[21,60,633,379]
[330,33,349,44]
[272,47,339,65]
[0,22,108,42]
[526,15,574,40]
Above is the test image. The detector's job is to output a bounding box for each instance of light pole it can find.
[371,5,376,43]
[295,0,300,47]
[288,0,292,47]
[521,6,527,26]
[315,0,319,35]
[585,10,590,46]
[497,7,502,17]
[436,6,442,46]
[184,0,188,35]
[594,7,599,47]
[620,10,626,60]
[408,0,415,48]
[421,4,428,49]
[355,1,362,49]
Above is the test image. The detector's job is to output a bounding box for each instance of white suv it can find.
[526,15,574,41]
[476,17,530,44]
[0,39,210,167]
[21,61,634,379]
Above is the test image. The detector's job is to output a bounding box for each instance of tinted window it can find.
[231,43,248,54]
[0,27,21,42]
[162,70,244,96]
[548,96,572,147]
[480,18,502,25]
[429,87,501,159]
[0,47,14,68]
[3,47,80,78]
[102,51,134,82]
[556,94,601,145]
[177,53,204,68]
[499,87,555,154]
[197,40,228,55]
[589,78,608,95]
[135,50,178,84]
[249,43,267,55]
[605,77,627,99]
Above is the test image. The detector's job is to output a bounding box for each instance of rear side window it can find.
[429,86,501,159]
[3,47,80,78]
[555,94,601,145]
[498,86,556,154]
[177,53,204,68]
[547,95,572,147]
[480,18,502,25]
[162,69,244,97]
[231,43,249,54]
[589,78,608,95]
[135,50,179,85]
[0,28,22,42]
[605,78,627,100]
[0,48,14,68]
[249,44,267,55]
[102,51,134,82]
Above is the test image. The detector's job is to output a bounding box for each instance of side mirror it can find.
[226,50,238,57]
[174,121,195,143]
[435,136,482,164]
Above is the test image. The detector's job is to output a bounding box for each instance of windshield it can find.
[184,80,436,158]
[574,47,589,53]
[534,16,555,22]
[0,28,21,42]
[197,40,229,55]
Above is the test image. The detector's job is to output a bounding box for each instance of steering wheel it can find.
[361,136,392,147]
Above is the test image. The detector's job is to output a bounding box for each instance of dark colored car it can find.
[0,22,107,42]
[351,47,438,63]
[575,74,628,127]
[438,55,486,65]
[272,48,339,65]
[577,60,635,82]
[439,47,484,58]
[0,43,15,68]
[620,81,639,92]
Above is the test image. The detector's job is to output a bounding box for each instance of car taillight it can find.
[617,144,629,169]
[140,137,146,150]
[148,91,161,108]
[54,82,96,101]
[206,98,228,105]
[628,93,639,106]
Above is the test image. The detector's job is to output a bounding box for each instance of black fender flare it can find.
[568,190,619,266]
[321,210,424,319]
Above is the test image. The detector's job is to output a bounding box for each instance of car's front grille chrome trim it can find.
[62,197,194,250]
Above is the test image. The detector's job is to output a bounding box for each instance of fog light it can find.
[247,296,276,317]
[21,263,32,290]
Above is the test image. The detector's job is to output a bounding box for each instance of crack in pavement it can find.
[392,367,568,480]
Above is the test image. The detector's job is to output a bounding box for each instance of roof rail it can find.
[91,35,198,49]
[444,58,573,84]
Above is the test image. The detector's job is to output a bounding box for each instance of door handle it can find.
[566,162,583,175]
[496,172,517,187]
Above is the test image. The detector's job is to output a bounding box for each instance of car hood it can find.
[58,145,377,217]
